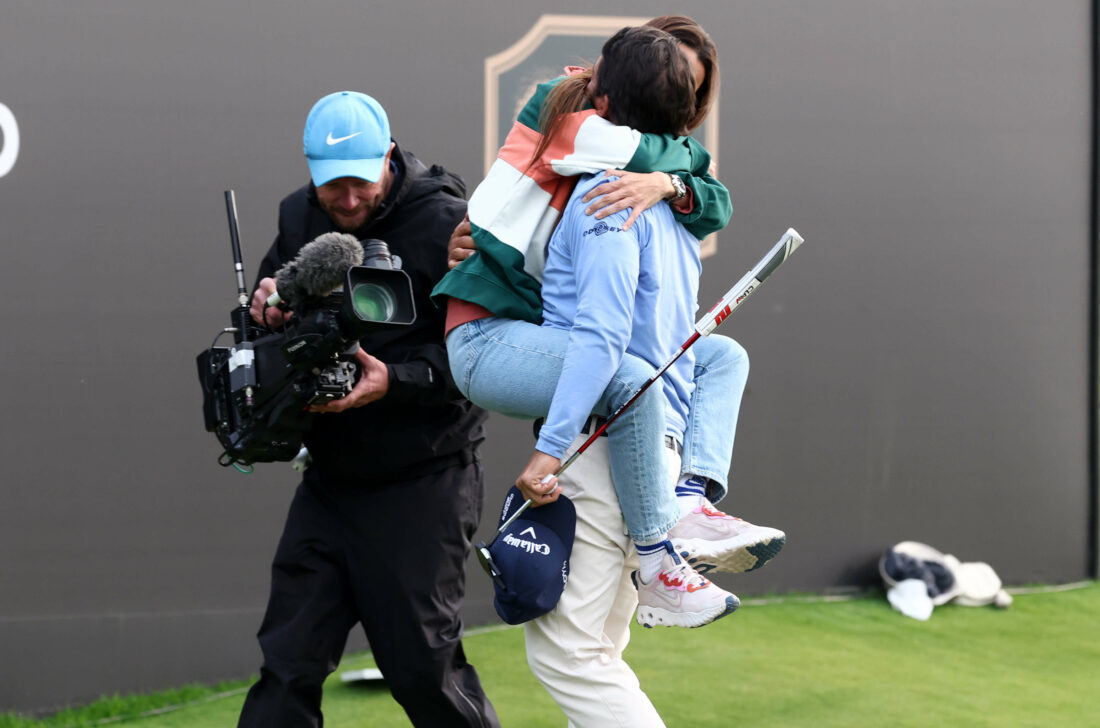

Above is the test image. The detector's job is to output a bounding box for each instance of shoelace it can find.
[659,560,710,591]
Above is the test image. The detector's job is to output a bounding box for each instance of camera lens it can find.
[351,282,397,322]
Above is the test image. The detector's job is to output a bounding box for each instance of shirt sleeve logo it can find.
[583,221,622,237]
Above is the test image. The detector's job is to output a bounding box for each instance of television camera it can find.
[197,191,415,469]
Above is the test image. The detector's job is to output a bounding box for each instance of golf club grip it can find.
[695,228,804,337]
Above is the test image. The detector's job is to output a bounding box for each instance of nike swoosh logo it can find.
[326,131,363,145]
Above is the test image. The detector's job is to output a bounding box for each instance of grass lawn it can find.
[4,583,1097,727]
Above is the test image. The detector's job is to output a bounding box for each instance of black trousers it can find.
[237,461,500,728]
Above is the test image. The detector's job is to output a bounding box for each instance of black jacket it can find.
[255,144,486,483]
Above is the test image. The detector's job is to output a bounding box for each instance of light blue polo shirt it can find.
[536,173,702,459]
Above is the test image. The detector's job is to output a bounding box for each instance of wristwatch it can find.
[667,173,688,201]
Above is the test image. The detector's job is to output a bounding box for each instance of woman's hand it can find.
[581,170,676,231]
[516,450,562,506]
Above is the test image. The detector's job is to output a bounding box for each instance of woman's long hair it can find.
[647,15,720,133]
[527,70,592,172]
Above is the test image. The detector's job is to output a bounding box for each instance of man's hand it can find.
[516,450,562,506]
[582,170,677,231]
[309,348,389,413]
[447,215,477,269]
[250,277,292,328]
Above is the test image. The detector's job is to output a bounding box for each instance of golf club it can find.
[477,227,805,579]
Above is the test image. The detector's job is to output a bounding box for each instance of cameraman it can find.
[237,91,498,728]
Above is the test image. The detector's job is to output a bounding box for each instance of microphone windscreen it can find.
[273,259,301,308]
[275,233,364,307]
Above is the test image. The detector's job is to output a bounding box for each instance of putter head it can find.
[475,540,505,590]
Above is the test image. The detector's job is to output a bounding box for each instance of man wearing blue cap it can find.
[237,91,498,728]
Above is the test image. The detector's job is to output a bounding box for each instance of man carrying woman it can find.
[435,17,786,725]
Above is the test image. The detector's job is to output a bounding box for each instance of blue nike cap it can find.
[303,91,391,187]
[487,486,576,625]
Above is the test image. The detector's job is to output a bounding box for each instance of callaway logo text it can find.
[502,533,551,556]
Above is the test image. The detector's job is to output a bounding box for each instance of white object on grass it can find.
[340,667,385,683]
[887,579,934,621]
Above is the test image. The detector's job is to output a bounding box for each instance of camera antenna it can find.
[224,190,252,343]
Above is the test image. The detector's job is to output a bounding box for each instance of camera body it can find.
[198,214,416,468]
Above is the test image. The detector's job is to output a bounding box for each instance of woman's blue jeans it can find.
[447,317,749,542]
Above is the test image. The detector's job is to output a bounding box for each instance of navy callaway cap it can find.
[488,486,576,625]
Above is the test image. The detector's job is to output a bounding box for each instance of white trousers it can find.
[524,435,679,728]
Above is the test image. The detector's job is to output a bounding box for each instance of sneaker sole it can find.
[672,529,786,574]
[636,594,740,629]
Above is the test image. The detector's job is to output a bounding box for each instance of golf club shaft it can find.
[490,227,805,541]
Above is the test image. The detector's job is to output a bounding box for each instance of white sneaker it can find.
[669,500,786,574]
[632,548,739,628]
